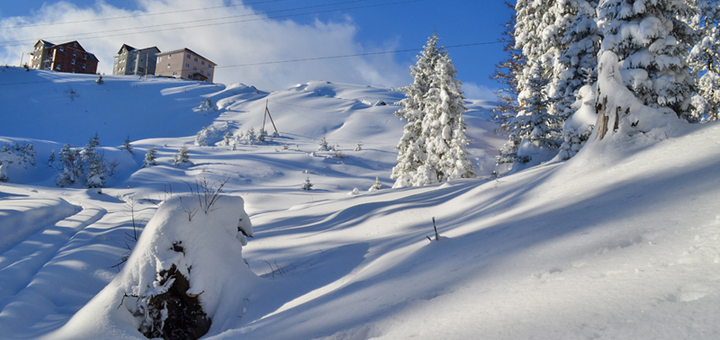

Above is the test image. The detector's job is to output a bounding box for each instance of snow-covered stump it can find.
[122,194,254,339]
[592,51,680,141]
[49,194,257,340]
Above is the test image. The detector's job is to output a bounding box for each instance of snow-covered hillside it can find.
[1,67,718,339]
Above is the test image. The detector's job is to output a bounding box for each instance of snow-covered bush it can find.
[0,143,36,177]
[194,125,223,146]
[197,98,216,113]
[0,161,7,182]
[354,140,363,151]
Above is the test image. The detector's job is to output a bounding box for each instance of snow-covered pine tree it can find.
[491,1,526,132]
[354,140,363,151]
[368,176,382,192]
[86,156,105,188]
[121,136,134,155]
[56,143,83,187]
[414,53,476,185]
[686,0,720,122]
[498,0,561,172]
[143,147,158,167]
[317,135,330,151]
[258,127,268,143]
[245,127,257,145]
[392,33,475,187]
[172,145,191,167]
[301,177,313,190]
[552,0,601,159]
[391,34,446,188]
[597,0,694,117]
[499,62,556,166]
[83,135,106,188]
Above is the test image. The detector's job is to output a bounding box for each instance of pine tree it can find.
[245,127,257,145]
[368,176,382,192]
[354,140,363,151]
[317,135,330,151]
[552,0,601,159]
[391,33,445,188]
[173,145,191,167]
[392,33,475,187]
[597,0,694,116]
[143,147,158,167]
[121,136,134,155]
[56,143,83,187]
[498,0,561,171]
[499,63,554,166]
[687,0,720,122]
[491,2,526,132]
[83,135,106,188]
[300,177,313,190]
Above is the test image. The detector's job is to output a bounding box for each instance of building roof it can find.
[34,39,55,48]
[117,44,136,55]
[155,48,217,66]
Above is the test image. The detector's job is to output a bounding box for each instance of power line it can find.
[0,0,292,30]
[216,41,505,68]
[0,0,418,47]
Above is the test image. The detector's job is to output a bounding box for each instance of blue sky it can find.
[0,0,512,99]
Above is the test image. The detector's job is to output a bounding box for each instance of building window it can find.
[84,55,87,60]
[193,66,197,71]
[56,65,61,70]
[207,73,211,78]
[82,64,86,69]
[71,59,75,65]
[59,46,64,51]
[194,57,198,62]
[173,72,177,76]
[200,70,204,75]
[208,64,212,69]
[188,75,192,79]
[187,54,191,59]
[72,51,76,56]
[186,63,190,68]
[167,63,171,68]
[158,56,162,62]
[201,61,205,65]
[168,54,172,59]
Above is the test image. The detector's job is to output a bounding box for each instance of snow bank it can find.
[45,193,259,340]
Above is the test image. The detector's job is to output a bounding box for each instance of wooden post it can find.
[264,100,279,135]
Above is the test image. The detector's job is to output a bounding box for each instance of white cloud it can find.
[461,82,499,102]
[0,0,412,91]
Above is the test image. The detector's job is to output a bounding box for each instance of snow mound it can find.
[46,193,258,340]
